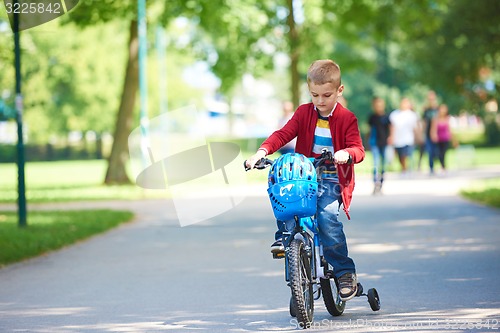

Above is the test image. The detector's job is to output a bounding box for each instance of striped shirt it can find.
[312,113,338,181]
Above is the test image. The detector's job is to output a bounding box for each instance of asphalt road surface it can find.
[0,168,499,332]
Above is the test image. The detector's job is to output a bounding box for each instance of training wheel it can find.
[367,288,381,311]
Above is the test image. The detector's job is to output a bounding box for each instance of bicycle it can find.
[245,150,380,328]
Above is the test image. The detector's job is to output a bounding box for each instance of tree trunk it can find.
[104,20,139,185]
[287,0,300,108]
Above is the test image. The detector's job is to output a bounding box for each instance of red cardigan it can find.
[259,102,365,219]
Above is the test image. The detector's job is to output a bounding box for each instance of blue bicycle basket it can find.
[267,153,318,221]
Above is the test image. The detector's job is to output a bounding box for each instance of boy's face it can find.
[308,82,344,116]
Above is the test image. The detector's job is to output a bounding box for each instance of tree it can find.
[103,20,138,184]
[410,0,499,103]
[67,1,139,183]
[191,0,449,111]
[185,0,276,94]
[67,0,210,183]
[400,0,500,144]
[0,14,127,144]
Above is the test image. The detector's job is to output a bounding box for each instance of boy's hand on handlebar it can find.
[334,149,351,164]
[245,149,267,170]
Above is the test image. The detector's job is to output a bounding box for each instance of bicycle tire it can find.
[320,277,346,316]
[289,296,297,317]
[288,238,314,328]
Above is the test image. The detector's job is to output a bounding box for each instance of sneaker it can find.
[338,273,358,301]
[271,239,284,254]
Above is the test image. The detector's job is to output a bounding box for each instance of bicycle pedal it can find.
[323,270,334,278]
[273,252,285,259]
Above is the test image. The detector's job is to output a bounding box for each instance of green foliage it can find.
[185,0,277,94]
[1,0,498,146]
[0,18,128,142]
[0,12,14,102]
[0,209,134,266]
[24,21,127,141]
[65,0,137,25]
[409,0,500,100]
[0,7,206,143]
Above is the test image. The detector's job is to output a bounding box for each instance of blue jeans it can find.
[425,138,436,172]
[371,145,387,184]
[274,181,356,278]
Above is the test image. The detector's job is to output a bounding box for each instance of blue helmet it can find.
[267,153,318,220]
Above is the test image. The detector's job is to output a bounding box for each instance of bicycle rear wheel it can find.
[320,277,346,316]
[288,238,314,328]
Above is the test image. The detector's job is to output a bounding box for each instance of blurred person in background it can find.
[389,97,419,176]
[419,90,439,175]
[367,97,391,194]
[431,104,453,174]
[409,100,423,172]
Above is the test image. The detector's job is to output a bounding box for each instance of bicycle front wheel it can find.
[288,238,314,328]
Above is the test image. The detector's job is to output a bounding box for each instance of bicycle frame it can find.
[256,151,332,284]
[283,215,330,283]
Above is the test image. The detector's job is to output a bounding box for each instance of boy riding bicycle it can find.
[246,59,365,301]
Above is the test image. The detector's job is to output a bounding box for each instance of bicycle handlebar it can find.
[243,149,352,172]
[315,148,353,168]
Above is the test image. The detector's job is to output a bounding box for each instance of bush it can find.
[0,141,104,163]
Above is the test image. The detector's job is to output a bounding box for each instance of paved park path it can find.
[0,166,499,332]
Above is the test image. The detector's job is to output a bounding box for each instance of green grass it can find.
[0,160,165,203]
[0,209,134,266]
[460,178,500,209]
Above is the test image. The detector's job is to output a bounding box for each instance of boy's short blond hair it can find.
[307,60,341,88]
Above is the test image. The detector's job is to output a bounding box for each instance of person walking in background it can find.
[420,91,439,175]
[367,97,391,194]
[409,100,423,172]
[389,97,419,176]
[431,104,452,174]
[278,101,296,155]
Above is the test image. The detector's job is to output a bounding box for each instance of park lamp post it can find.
[13,3,27,227]
[0,5,28,228]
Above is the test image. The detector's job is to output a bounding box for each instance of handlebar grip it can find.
[243,160,251,171]
[243,158,273,171]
